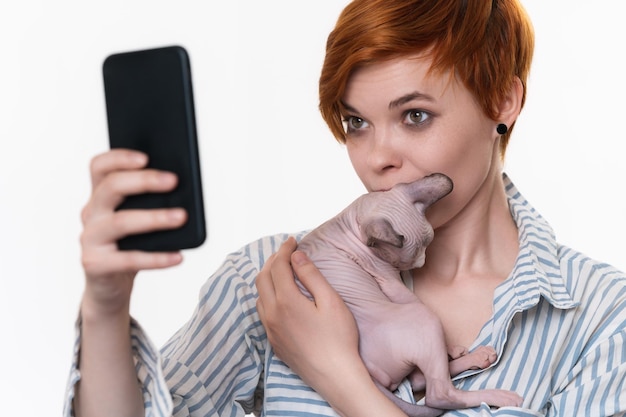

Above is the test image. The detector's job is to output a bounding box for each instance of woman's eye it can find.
[343,116,369,132]
[405,110,430,125]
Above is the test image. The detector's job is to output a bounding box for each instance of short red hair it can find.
[319,0,534,157]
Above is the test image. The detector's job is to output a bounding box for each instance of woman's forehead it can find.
[343,56,458,107]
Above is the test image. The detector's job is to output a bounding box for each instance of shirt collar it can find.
[504,173,578,310]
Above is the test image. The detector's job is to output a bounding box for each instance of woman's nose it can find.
[367,129,402,173]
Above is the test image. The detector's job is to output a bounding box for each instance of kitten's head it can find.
[357,173,453,270]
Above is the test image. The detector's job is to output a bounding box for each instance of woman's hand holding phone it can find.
[79,149,186,316]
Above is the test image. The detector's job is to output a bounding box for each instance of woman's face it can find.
[342,55,502,228]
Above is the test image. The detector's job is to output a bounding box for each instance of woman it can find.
[67,0,626,416]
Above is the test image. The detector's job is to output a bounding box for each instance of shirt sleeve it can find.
[63,234,290,417]
[63,315,174,417]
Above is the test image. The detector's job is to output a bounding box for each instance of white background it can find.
[1,1,625,414]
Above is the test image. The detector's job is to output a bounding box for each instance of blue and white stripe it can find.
[65,174,626,416]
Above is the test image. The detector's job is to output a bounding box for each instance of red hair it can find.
[319,0,534,157]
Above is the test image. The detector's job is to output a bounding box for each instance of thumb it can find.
[291,251,339,305]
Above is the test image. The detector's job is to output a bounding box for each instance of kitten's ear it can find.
[400,173,453,210]
[363,218,405,248]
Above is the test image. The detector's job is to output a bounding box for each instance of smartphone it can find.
[103,45,206,251]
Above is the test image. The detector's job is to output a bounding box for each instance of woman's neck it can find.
[420,164,518,282]
[411,169,519,348]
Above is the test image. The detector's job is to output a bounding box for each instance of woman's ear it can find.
[497,76,524,127]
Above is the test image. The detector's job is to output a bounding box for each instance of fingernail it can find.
[159,172,177,184]
[132,152,148,165]
[168,252,183,263]
[292,251,309,266]
[169,209,186,221]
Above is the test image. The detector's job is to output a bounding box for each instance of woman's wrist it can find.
[312,355,407,417]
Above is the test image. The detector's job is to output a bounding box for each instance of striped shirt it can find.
[64,174,626,416]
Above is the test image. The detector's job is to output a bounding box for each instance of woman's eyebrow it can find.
[340,100,358,114]
[340,91,435,114]
[389,91,435,109]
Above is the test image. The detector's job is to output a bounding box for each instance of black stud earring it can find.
[496,123,508,135]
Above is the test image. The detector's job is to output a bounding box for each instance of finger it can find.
[89,169,179,216]
[90,149,148,189]
[267,237,300,297]
[290,250,340,307]
[82,246,183,276]
[255,296,265,321]
[81,208,187,247]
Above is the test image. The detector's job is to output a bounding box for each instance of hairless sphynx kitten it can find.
[296,173,522,416]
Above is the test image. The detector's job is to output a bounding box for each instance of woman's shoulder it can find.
[557,244,625,310]
[230,230,310,269]
[194,231,310,312]
[205,231,310,285]
[557,244,625,282]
